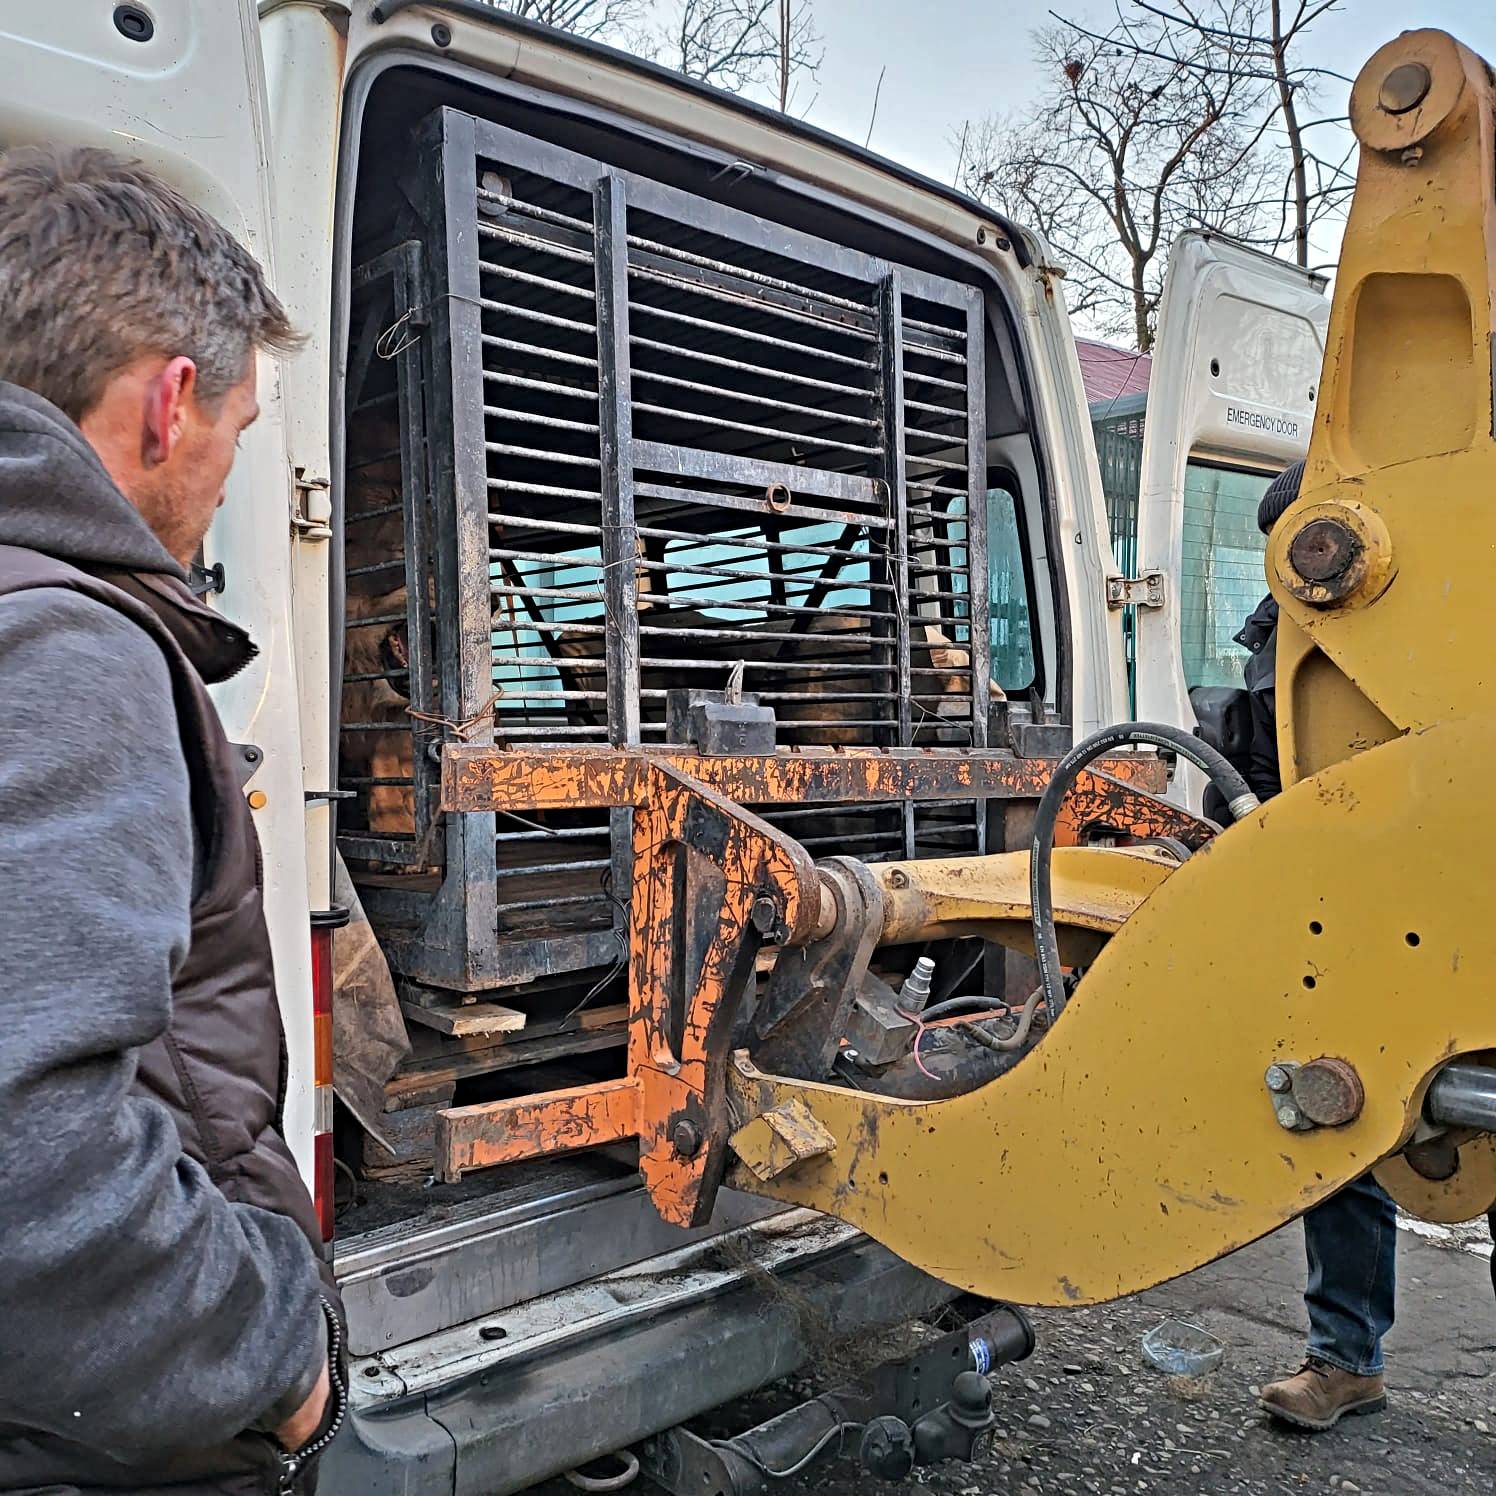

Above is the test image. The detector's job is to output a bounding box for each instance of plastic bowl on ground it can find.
[1140,1319,1225,1378]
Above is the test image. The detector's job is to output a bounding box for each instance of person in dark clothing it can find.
[0,146,342,1492]
[1246,461,1399,1430]
[1233,594,1282,802]
[1230,459,1303,801]
[1247,464,1496,1423]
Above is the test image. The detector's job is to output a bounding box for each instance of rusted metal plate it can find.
[427,747,1204,1206]
[1056,769,1214,849]
[436,1077,641,1180]
[628,762,820,1227]
[441,745,1170,813]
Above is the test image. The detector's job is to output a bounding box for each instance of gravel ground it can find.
[540,1219,1496,1495]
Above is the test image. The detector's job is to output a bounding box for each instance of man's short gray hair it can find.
[0,144,300,421]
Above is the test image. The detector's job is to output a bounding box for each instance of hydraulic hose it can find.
[962,988,1045,1053]
[916,994,1013,1024]
[1029,722,1259,1025]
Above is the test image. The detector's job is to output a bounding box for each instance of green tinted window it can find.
[988,485,1036,691]
[1181,462,1274,688]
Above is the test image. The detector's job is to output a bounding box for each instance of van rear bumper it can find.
[319,1213,957,1496]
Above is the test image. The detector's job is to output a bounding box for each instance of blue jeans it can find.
[1303,1174,1397,1376]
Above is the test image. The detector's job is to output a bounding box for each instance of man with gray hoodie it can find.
[0,146,340,1492]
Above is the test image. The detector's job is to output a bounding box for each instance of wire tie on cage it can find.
[375,308,421,360]
[406,687,505,741]
[376,290,486,360]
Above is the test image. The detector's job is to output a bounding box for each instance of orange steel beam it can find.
[441,745,1200,842]
[442,744,1170,808]
[627,761,816,1224]
[437,1077,641,1178]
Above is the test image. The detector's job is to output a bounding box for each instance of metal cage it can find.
[341,106,992,998]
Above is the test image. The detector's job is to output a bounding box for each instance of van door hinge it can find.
[292,470,333,541]
[1105,571,1166,610]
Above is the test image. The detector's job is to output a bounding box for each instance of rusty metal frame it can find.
[434,745,1206,1197]
[438,757,820,1224]
[442,743,1184,826]
[348,102,1002,995]
[339,239,442,869]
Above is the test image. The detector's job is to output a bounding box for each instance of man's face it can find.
[79,354,260,568]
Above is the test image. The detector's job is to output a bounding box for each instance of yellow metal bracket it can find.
[726,716,1496,1304]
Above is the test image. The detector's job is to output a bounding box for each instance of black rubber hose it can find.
[915,994,1012,1024]
[961,988,1045,1052]
[1030,722,1259,1025]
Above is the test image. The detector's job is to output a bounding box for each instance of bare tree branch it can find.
[477,0,644,41]
[865,63,887,147]
[956,4,1278,349]
[478,0,821,107]
[1119,0,1350,265]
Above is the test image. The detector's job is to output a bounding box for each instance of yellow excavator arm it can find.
[440,28,1496,1309]
[718,28,1496,1303]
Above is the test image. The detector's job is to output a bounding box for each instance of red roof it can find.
[1076,337,1151,405]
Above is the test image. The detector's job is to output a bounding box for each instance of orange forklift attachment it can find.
[435,745,1202,1223]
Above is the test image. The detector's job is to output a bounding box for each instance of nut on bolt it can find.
[1275,1102,1304,1131]
[1265,1064,1293,1094]
[670,1118,703,1158]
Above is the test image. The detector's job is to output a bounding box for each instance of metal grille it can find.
[340,106,991,992]
[1091,393,1147,576]
[341,242,441,867]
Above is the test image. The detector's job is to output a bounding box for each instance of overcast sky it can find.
[804,3,1496,185]
[773,3,1495,328]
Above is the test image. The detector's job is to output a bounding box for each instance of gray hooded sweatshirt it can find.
[0,382,326,1482]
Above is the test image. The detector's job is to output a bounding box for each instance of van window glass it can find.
[1181,461,1275,688]
[987,484,1036,691]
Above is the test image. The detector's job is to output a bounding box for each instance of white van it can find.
[0,4,1326,1490]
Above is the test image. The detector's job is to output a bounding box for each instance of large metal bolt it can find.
[1294,1057,1365,1128]
[671,1118,703,1158]
[1289,518,1362,584]
[750,895,782,936]
[1379,61,1432,115]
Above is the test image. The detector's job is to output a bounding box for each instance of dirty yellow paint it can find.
[730,1098,838,1183]
[1273,30,1496,786]
[726,714,1496,1303]
[872,846,1175,956]
[721,32,1496,1291]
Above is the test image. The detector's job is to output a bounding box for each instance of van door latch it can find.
[1105,571,1166,610]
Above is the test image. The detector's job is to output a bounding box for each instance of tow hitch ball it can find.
[859,1370,997,1479]
[639,1303,1032,1495]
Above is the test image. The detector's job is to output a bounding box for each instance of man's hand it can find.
[273,1361,331,1452]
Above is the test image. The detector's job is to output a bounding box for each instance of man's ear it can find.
[142,356,199,469]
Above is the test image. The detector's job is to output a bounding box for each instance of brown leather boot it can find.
[1258,1358,1387,1430]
